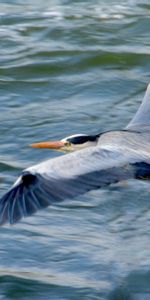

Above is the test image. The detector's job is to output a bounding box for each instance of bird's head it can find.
[31,133,99,152]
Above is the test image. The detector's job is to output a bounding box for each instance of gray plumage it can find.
[1,84,150,225]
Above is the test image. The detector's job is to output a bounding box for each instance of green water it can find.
[0,0,150,299]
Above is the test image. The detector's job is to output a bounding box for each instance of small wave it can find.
[0,161,22,172]
[0,273,95,300]
[0,267,110,290]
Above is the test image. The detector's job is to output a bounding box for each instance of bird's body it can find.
[1,84,150,225]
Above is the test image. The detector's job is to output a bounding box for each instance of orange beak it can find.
[30,140,66,150]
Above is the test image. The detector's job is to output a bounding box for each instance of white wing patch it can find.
[126,84,150,131]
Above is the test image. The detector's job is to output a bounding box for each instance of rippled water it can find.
[0,0,150,299]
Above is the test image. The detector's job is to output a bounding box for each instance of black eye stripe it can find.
[67,135,98,145]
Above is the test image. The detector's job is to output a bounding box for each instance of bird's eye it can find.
[65,141,72,147]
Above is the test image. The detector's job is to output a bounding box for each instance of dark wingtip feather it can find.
[0,187,19,225]
[0,173,54,225]
[0,173,35,225]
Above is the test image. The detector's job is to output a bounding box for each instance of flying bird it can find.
[1,84,150,225]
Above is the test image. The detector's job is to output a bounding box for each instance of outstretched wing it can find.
[126,84,150,131]
[0,145,149,225]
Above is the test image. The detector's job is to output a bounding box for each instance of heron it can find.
[1,84,150,225]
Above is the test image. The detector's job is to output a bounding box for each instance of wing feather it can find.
[0,146,150,225]
[126,84,150,131]
[23,186,38,216]
[21,186,28,217]
[8,187,20,224]
[11,188,24,224]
